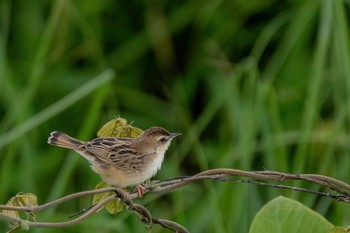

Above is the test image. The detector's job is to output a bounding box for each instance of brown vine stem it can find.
[144,168,350,200]
[0,187,138,213]
[1,168,350,232]
[1,195,116,228]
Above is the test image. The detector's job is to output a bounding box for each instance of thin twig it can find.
[0,187,138,212]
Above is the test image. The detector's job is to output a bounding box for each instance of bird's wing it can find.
[84,137,133,164]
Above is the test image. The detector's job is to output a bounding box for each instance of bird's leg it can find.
[136,184,146,198]
[114,188,131,204]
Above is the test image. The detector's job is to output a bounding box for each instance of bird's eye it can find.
[159,137,167,142]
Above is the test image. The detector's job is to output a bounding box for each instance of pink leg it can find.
[136,184,146,198]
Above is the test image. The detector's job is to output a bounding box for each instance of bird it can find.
[47,127,181,197]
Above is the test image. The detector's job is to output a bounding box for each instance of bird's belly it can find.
[92,164,159,188]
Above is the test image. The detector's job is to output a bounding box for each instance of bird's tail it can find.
[48,131,84,149]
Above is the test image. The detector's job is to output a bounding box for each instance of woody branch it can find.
[1,168,350,233]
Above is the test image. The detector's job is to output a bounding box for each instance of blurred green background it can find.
[1,0,350,232]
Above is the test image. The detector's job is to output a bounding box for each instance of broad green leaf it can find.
[2,193,38,220]
[249,196,333,233]
[97,117,143,138]
[97,118,127,137]
[328,226,347,233]
[105,198,126,214]
[20,220,30,231]
[14,193,37,208]
[94,181,111,190]
[2,208,20,221]
[92,182,112,206]
[92,182,126,214]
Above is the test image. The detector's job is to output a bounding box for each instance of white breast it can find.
[115,154,165,187]
[144,139,171,179]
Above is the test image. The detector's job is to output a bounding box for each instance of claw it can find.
[115,188,131,203]
[136,184,146,198]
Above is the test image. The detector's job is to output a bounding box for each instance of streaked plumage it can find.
[48,127,180,189]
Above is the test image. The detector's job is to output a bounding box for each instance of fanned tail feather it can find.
[48,131,84,149]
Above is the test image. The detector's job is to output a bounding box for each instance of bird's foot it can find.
[135,184,146,198]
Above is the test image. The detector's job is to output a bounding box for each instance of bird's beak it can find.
[170,132,181,138]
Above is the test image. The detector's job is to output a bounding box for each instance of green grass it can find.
[1,0,350,232]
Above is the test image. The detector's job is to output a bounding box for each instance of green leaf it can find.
[2,208,20,221]
[249,196,333,233]
[92,182,126,214]
[104,198,126,215]
[92,182,111,206]
[15,193,38,208]
[2,193,38,221]
[20,220,30,231]
[97,117,143,138]
[328,226,347,233]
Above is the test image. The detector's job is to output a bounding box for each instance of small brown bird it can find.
[48,127,181,197]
